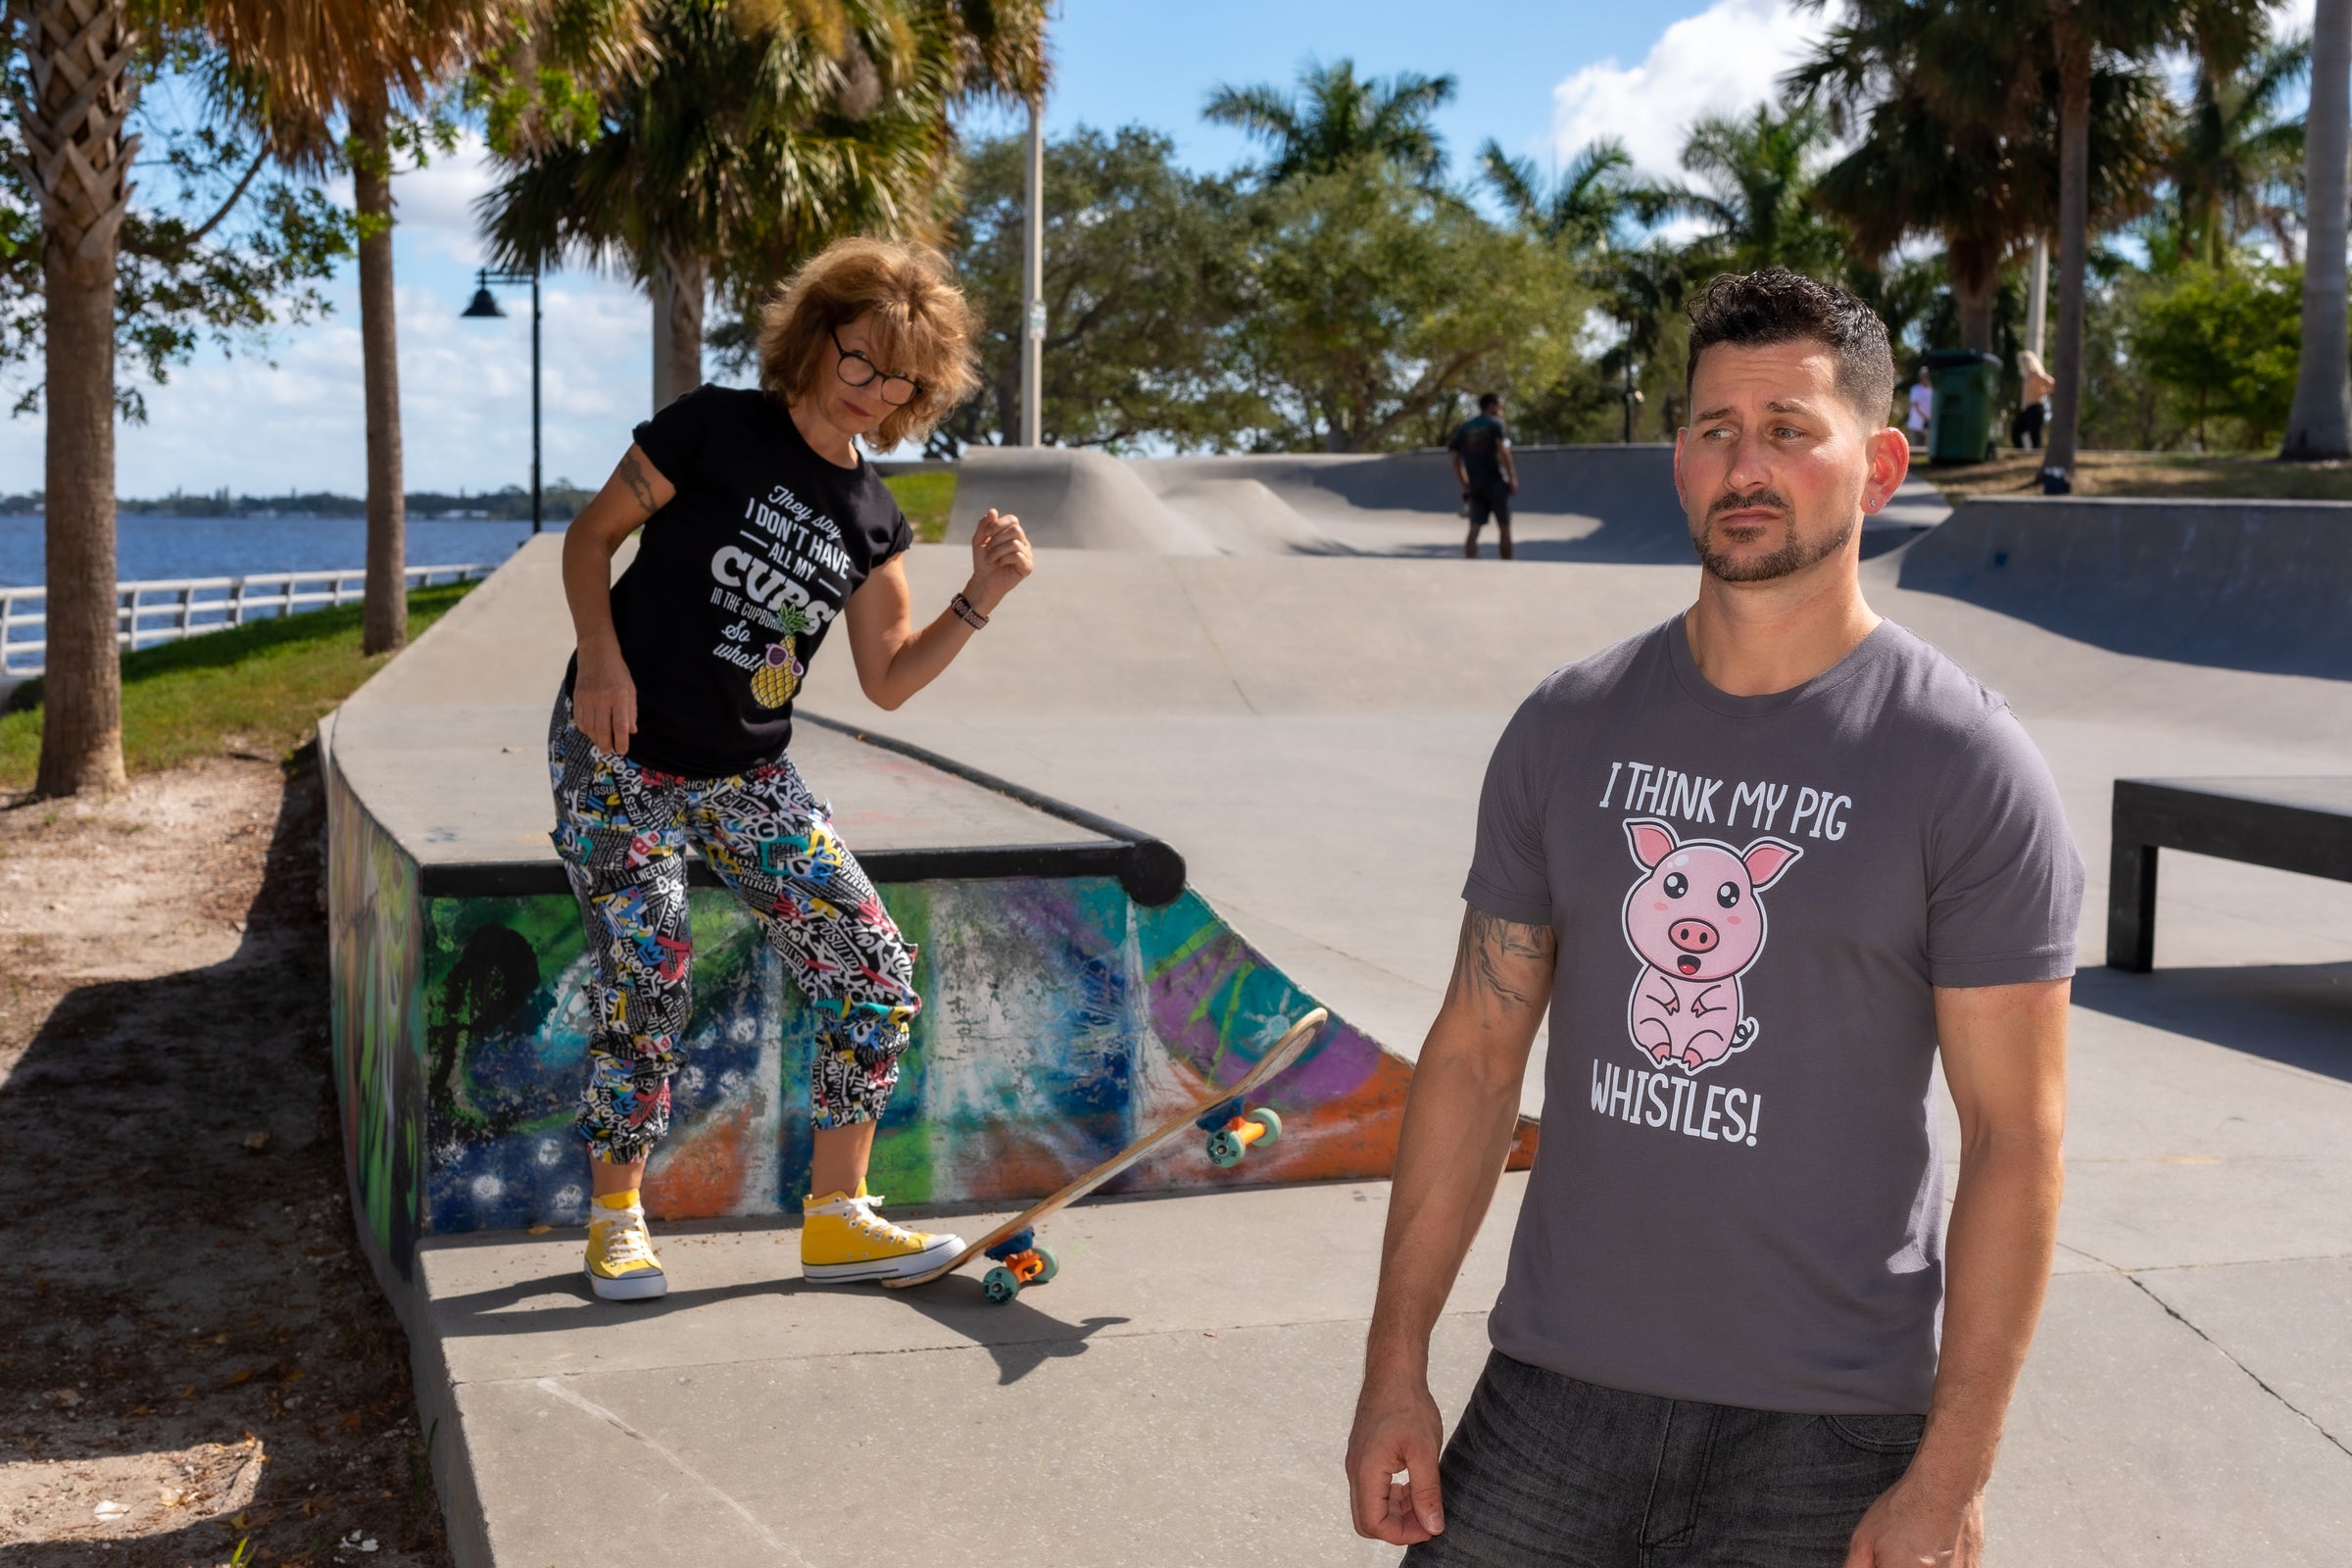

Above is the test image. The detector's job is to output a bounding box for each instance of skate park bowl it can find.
[322,446,2351,1566]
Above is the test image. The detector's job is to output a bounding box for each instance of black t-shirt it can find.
[1449,413,1511,494]
[564,384,912,777]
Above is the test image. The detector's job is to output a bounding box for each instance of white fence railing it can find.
[0,564,494,678]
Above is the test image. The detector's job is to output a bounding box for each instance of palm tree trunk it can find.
[22,0,138,796]
[2283,0,2352,461]
[2044,11,2092,482]
[352,95,407,656]
[649,248,705,411]
[1949,249,1998,355]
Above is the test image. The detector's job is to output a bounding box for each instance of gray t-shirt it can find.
[1465,615,2082,1415]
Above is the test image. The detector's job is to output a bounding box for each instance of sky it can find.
[0,0,2324,500]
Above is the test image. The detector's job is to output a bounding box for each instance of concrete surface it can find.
[420,953,2352,1566]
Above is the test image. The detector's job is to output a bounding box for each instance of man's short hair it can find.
[1478,392,1501,412]
[1684,269,1894,427]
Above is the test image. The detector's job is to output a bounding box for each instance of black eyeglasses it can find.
[830,328,921,407]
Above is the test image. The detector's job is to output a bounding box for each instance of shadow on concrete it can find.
[426,1265,1133,1386]
[2073,962,2352,1082]
[429,1272,813,1331]
[886,1291,1134,1386]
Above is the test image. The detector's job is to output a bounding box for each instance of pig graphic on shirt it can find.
[1620,816,1802,1074]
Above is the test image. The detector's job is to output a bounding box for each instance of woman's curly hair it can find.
[756,237,981,451]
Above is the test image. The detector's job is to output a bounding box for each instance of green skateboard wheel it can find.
[1032,1245,1059,1285]
[1207,1129,1245,1167]
[982,1265,1021,1304]
[1248,1107,1283,1145]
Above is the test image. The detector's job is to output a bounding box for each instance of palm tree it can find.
[1663,102,1849,278]
[197,0,504,657]
[2044,0,2273,482]
[2165,30,2307,270]
[15,0,138,793]
[1479,137,1650,255]
[484,0,1039,407]
[2282,0,2349,460]
[1794,0,2163,355]
[1202,58,1454,186]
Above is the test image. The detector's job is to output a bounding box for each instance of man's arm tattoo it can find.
[617,451,658,515]
[1445,907,1554,1012]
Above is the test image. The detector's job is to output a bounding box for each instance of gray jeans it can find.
[1406,1353,1923,1567]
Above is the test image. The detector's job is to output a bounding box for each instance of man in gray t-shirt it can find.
[1348,270,2082,1568]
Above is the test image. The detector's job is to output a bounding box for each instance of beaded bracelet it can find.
[951,592,990,629]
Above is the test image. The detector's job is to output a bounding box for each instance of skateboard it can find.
[883,1007,1329,1302]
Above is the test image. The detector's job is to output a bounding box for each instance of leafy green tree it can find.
[7,1,413,794]
[2132,260,2304,447]
[2042,0,2274,479]
[0,112,347,419]
[938,124,1259,452]
[1226,161,1583,452]
[1203,57,1453,186]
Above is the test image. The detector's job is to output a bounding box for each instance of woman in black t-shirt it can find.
[548,237,1033,1299]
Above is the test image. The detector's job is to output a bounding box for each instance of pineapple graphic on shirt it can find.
[750,602,814,710]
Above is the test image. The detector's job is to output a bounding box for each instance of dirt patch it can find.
[0,754,449,1567]
[1930,447,2352,503]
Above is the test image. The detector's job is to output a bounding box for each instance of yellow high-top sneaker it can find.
[801,1181,962,1283]
[584,1189,666,1300]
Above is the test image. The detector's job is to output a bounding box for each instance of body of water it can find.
[0,514,556,589]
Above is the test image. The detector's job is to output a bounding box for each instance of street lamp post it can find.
[462,267,544,534]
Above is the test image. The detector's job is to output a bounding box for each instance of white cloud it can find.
[1548,0,1832,181]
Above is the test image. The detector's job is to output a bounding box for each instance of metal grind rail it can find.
[0,564,495,678]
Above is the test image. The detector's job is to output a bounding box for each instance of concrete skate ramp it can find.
[1899,496,2352,679]
[1145,446,1696,562]
[951,445,1223,554]
[955,444,1935,561]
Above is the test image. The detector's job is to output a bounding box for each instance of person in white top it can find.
[1906,366,1933,444]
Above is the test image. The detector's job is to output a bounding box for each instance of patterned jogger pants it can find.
[547,698,920,1165]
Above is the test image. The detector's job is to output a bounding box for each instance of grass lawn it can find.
[882,467,957,543]
[0,581,479,791]
[1929,448,2352,503]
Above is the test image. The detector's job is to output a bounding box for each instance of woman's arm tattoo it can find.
[617,451,658,514]
[1445,907,1555,1013]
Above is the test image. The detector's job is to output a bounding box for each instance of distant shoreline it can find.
[0,488,591,523]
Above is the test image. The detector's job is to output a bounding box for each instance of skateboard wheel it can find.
[1247,1108,1283,1145]
[1032,1245,1059,1285]
[1207,1129,1245,1168]
[982,1266,1022,1304]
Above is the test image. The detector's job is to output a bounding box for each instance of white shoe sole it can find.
[585,1265,668,1300]
[802,1235,963,1283]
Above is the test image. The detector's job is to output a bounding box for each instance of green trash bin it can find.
[1922,349,1999,465]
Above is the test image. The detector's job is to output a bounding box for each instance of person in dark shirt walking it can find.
[551,236,1034,1300]
[1448,394,1520,560]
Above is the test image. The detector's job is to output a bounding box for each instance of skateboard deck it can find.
[883,1007,1329,1296]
